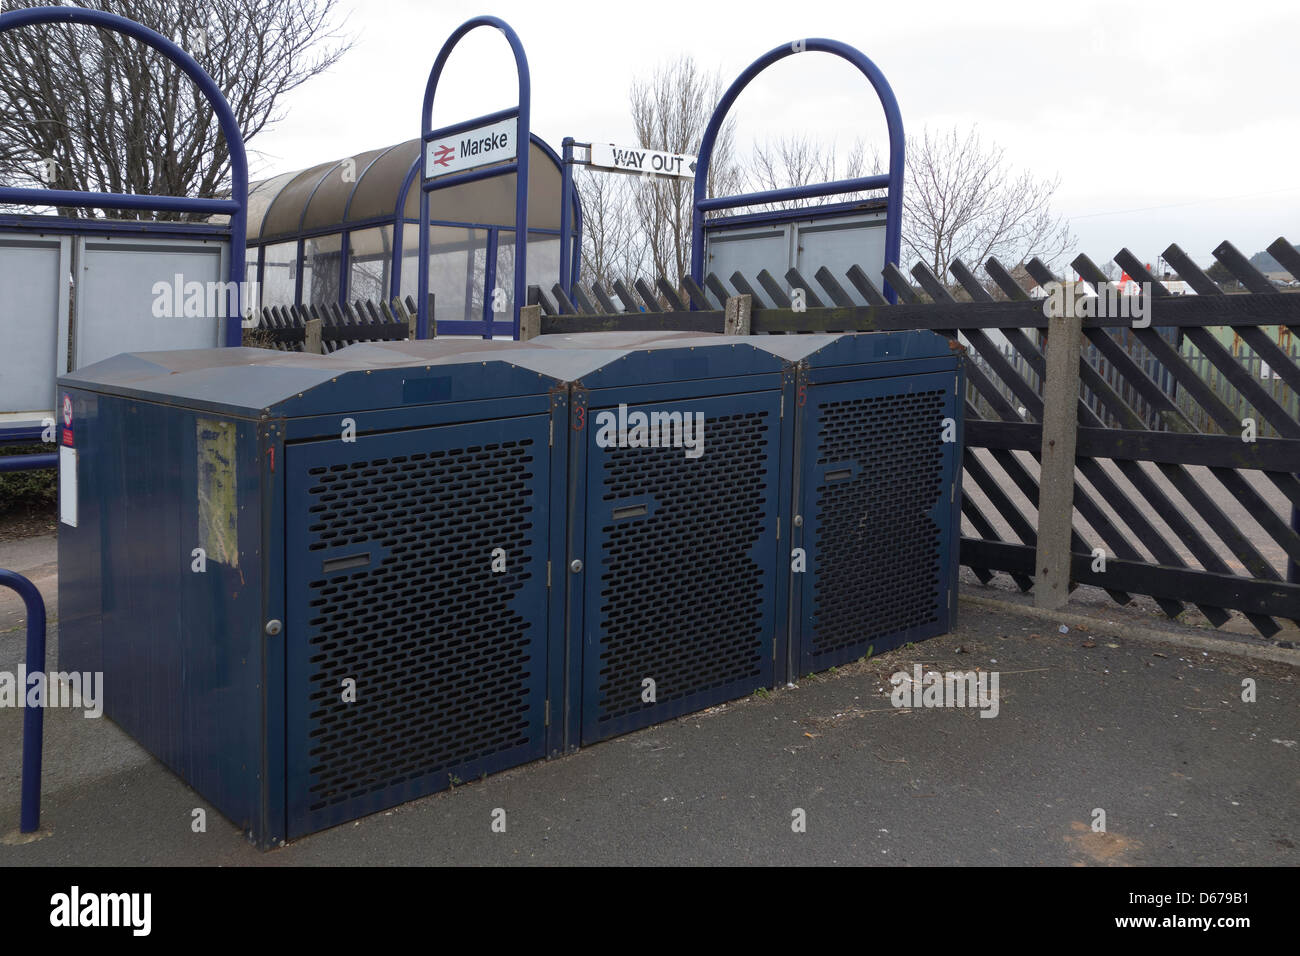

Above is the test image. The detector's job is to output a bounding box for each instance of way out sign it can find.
[589,143,696,179]
[425,116,517,179]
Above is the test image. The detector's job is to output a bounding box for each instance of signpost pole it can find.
[559,137,575,299]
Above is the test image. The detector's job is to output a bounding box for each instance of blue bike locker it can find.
[58,344,576,846]
[547,334,796,746]
[783,333,965,680]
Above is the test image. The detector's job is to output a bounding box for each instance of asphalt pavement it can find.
[1,573,1295,865]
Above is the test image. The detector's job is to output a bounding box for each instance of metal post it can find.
[559,137,574,299]
[0,569,46,833]
[1034,292,1084,610]
[483,228,499,340]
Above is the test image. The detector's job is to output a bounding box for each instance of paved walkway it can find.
[2,580,1295,865]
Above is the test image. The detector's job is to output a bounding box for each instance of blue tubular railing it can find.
[0,426,56,474]
[0,454,56,474]
[0,6,250,345]
[0,569,46,833]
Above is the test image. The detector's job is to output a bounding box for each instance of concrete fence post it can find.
[519,304,541,341]
[1034,290,1083,610]
[724,294,752,335]
[304,317,322,355]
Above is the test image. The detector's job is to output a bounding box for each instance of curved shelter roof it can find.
[246,134,572,243]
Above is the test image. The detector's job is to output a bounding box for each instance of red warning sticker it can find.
[62,394,74,445]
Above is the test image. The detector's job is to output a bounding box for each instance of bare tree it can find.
[0,0,353,218]
[903,124,1073,280]
[576,166,645,291]
[627,55,743,285]
[745,134,873,210]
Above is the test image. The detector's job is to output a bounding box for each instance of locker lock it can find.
[792,515,803,528]
[569,559,583,573]
[264,619,282,636]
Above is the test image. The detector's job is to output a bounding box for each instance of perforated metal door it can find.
[285,415,551,837]
[580,390,782,744]
[796,371,959,674]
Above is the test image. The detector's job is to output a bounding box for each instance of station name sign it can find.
[589,143,696,179]
[425,116,517,179]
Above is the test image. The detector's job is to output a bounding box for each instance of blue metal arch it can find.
[419,15,531,339]
[690,38,905,302]
[0,5,250,344]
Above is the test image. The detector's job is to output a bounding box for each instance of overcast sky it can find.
[251,0,1300,269]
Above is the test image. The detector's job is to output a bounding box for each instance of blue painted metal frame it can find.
[0,569,46,833]
[419,16,531,340]
[0,6,249,345]
[690,38,905,302]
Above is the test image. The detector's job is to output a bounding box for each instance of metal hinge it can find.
[780,393,784,419]
[549,418,554,446]
[547,560,552,587]
[544,699,550,726]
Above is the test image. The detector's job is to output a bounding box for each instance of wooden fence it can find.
[531,236,1300,641]
[243,295,418,353]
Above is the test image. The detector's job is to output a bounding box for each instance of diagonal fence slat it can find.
[814,266,857,307]
[786,268,825,308]
[681,276,714,311]
[846,264,889,305]
[655,279,687,312]
[704,273,733,308]
[572,284,601,315]
[634,279,663,312]
[729,272,768,309]
[591,282,622,315]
